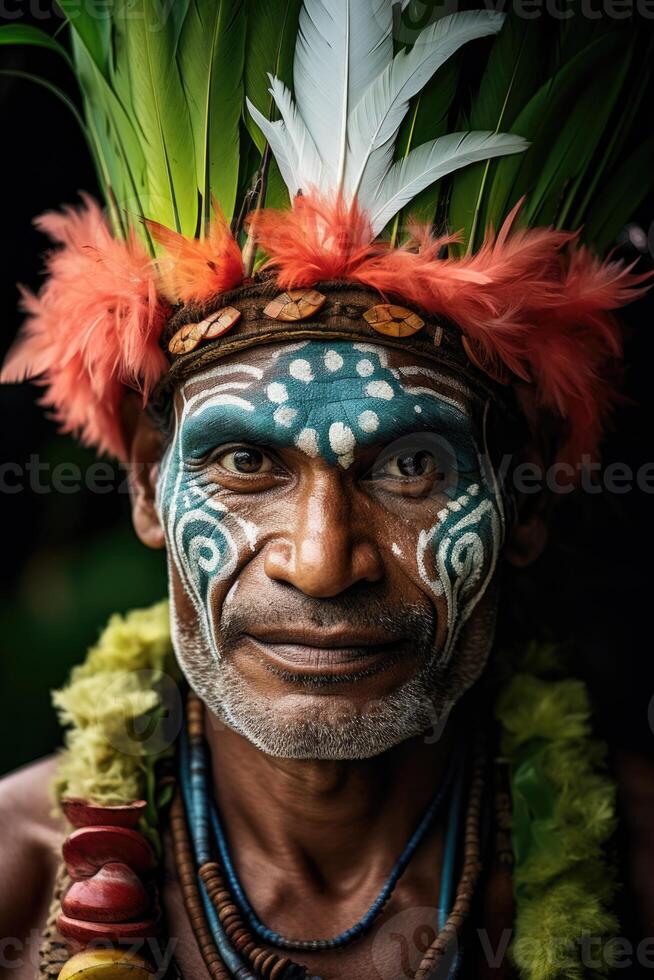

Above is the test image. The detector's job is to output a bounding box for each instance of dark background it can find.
[1,10,653,780]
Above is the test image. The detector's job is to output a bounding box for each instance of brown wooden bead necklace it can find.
[170,695,486,979]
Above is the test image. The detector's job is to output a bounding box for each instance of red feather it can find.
[1,196,169,459]
[147,202,243,304]
[253,193,652,466]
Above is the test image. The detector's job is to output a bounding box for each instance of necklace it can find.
[208,758,457,951]
[175,694,484,980]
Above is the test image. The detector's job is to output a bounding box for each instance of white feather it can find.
[346,11,506,209]
[267,76,323,189]
[369,132,530,235]
[245,2,528,239]
[246,98,301,195]
[293,0,393,187]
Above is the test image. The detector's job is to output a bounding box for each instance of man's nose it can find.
[263,471,384,598]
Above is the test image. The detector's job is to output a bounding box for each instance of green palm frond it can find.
[178,0,246,234]
[244,0,303,212]
[1,4,652,261]
[447,15,550,253]
[448,18,652,256]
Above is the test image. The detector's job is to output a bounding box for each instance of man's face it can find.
[156,340,505,758]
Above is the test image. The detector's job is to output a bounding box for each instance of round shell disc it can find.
[203,305,242,339]
[168,306,242,354]
[263,289,326,322]
[168,323,201,355]
[363,304,425,338]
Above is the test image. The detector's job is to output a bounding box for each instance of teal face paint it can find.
[157,340,504,667]
[176,341,480,472]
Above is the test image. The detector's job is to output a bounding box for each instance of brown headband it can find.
[153,275,515,410]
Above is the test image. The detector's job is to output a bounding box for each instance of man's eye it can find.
[382,451,442,479]
[218,448,273,475]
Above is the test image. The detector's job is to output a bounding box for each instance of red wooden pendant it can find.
[63,826,155,880]
[61,798,147,830]
[62,862,151,923]
[56,913,158,945]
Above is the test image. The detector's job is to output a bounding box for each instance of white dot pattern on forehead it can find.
[324,349,344,372]
[295,427,320,457]
[365,380,394,400]
[358,409,379,433]
[267,382,288,404]
[274,406,298,427]
[329,421,356,457]
[289,358,314,382]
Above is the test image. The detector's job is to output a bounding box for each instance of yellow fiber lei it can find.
[52,604,619,980]
[496,645,619,980]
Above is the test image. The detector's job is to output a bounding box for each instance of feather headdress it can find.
[1,1,652,466]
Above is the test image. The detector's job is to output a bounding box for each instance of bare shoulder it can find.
[0,757,65,973]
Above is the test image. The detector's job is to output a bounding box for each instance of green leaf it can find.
[568,35,652,232]
[57,0,110,76]
[523,40,633,230]
[111,0,198,235]
[0,23,72,67]
[448,16,549,252]
[391,55,459,241]
[71,33,151,244]
[483,32,621,239]
[243,0,302,153]
[583,136,654,254]
[156,780,175,811]
[178,0,247,232]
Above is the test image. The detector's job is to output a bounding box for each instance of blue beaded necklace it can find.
[183,723,460,954]
[209,775,455,952]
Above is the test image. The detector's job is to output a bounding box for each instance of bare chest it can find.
[161,831,448,980]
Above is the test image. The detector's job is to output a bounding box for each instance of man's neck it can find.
[204,712,456,890]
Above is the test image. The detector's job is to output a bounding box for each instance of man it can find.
[0,3,651,979]
[0,329,543,980]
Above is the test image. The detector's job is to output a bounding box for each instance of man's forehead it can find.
[176,341,479,415]
[167,341,486,470]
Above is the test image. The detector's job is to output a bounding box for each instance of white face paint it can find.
[157,342,507,759]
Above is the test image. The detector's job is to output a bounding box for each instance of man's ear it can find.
[122,393,166,550]
[503,445,550,568]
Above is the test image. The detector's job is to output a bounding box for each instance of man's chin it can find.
[198,661,446,761]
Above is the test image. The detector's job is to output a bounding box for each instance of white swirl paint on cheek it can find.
[160,365,265,661]
[415,406,505,663]
[189,535,222,574]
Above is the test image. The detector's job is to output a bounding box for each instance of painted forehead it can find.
[174,341,482,466]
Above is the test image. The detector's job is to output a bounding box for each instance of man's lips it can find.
[243,627,408,677]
